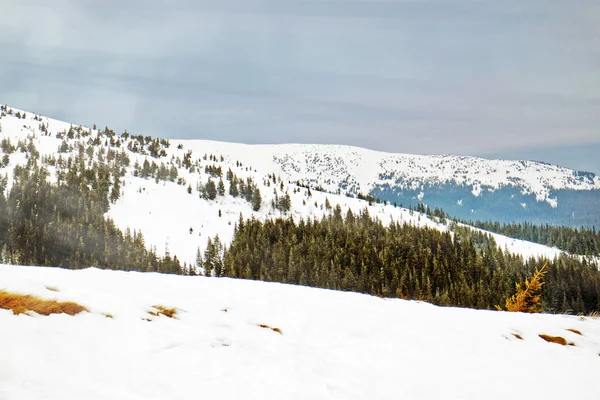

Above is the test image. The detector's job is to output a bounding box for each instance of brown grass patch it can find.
[104,313,114,319]
[566,328,582,336]
[45,286,59,292]
[258,323,283,335]
[539,334,567,346]
[149,305,177,319]
[511,333,523,340]
[0,290,87,316]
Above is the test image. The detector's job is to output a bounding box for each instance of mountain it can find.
[191,142,600,228]
[2,107,600,398]
[0,104,583,267]
[2,264,599,400]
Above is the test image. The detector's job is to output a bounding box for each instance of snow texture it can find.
[1,264,599,400]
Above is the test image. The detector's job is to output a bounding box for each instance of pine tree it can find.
[204,238,214,277]
[206,179,217,200]
[213,236,223,277]
[195,247,203,275]
[251,188,262,211]
[278,193,291,213]
[229,178,239,197]
[498,263,547,313]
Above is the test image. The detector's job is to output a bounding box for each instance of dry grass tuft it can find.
[45,286,59,292]
[511,333,524,340]
[0,290,87,316]
[149,305,177,319]
[104,313,114,319]
[258,323,283,334]
[566,328,582,336]
[539,334,567,346]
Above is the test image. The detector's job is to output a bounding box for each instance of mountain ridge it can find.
[177,139,600,201]
[0,104,597,266]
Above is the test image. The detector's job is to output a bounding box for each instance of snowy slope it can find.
[0,106,589,265]
[1,264,599,400]
[179,140,600,205]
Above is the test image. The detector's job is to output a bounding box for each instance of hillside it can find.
[177,141,600,227]
[154,140,600,227]
[1,264,599,400]
[0,105,586,267]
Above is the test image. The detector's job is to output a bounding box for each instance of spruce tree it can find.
[252,188,262,211]
[204,238,215,276]
[206,179,217,200]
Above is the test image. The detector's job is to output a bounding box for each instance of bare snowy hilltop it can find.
[3,105,599,232]
[192,140,600,227]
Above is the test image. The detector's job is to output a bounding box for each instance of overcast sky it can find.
[1,0,599,173]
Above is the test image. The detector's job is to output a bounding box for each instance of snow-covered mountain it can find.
[2,264,599,400]
[2,107,600,399]
[200,141,599,204]
[180,140,600,227]
[0,105,594,265]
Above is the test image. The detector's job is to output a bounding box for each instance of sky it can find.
[1,0,599,173]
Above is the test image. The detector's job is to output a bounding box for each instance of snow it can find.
[1,107,600,399]
[0,106,594,266]
[1,264,599,400]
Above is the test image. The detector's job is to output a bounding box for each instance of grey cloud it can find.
[1,0,599,173]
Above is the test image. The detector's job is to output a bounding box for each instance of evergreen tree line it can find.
[0,162,184,274]
[213,207,600,314]
[462,219,600,257]
[411,201,599,257]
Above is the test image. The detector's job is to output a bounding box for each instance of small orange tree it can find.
[497,263,547,313]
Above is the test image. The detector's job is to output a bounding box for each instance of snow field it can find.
[1,264,599,400]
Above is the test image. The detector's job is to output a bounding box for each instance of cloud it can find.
[1,0,599,172]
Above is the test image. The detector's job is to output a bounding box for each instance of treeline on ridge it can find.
[463,219,600,257]
[409,201,600,258]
